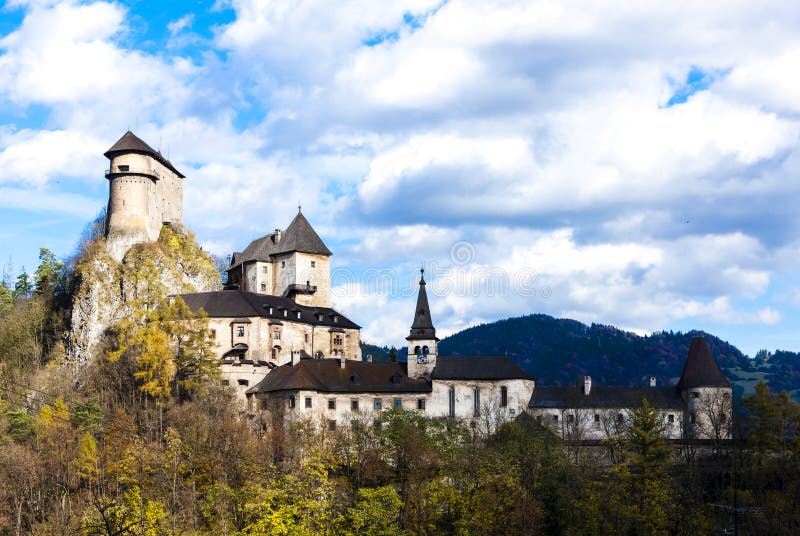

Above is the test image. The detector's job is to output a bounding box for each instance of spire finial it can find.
[419,267,426,285]
[298,204,302,214]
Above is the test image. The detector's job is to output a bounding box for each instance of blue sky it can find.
[1,0,800,355]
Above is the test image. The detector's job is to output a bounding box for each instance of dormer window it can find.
[317,314,323,321]
[391,374,402,385]
[296,311,301,319]
[333,315,338,323]
[351,374,361,385]
[269,307,274,315]
[283,310,288,318]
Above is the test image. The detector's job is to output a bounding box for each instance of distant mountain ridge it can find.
[361,313,800,398]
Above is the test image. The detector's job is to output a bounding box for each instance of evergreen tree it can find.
[13,268,31,299]
[33,248,64,298]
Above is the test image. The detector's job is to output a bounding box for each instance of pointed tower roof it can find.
[104,131,185,178]
[677,337,731,388]
[273,210,332,256]
[407,269,437,340]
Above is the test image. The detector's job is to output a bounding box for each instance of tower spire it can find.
[408,268,435,340]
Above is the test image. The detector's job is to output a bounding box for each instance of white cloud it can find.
[168,14,194,36]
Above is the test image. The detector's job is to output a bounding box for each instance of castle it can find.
[104,131,184,261]
[103,132,732,440]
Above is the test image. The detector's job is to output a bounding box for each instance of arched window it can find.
[415,346,421,356]
[315,351,324,359]
[422,345,429,356]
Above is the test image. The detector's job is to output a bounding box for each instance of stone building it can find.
[180,211,361,400]
[225,211,332,308]
[245,270,536,431]
[104,131,184,260]
[528,337,732,441]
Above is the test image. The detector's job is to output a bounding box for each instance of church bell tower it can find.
[406,269,438,379]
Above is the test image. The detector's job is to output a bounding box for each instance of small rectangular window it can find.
[690,392,699,398]
[261,283,266,292]
[594,414,600,423]
[311,261,316,268]
[618,413,624,423]
[221,379,229,386]
[260,399,268,410]
[394,399,402,409]
[567,414,575,423]
[448,386,455,418]
[351,400,359,411]
[210,329,216,339]
[668,414,675,423]
[305,397,312,408]
[304,334,309,343]
[552,414,559,422]
[118,164,129,171]
[473,387,480,417]
[263,266,269,274]
[500,386,508,407]
[328,420,336,431]
[374,399,382,410]
[328,399,336,410]
[281,261,285,268]
[237,379,249,386]
[237,326,245,337]
[273,330,280,340]
[288,396,295,409]
[417,399,426,410]
[690,413,696,424]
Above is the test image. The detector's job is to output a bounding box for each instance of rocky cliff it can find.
[68,225,219,363]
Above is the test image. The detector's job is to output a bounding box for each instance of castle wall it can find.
[528,406,686,440]
[208,314,361,406]
[682,386,733,440]
[429,379,533,427]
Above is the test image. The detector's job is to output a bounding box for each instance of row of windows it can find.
[261,260,317,274]
[447,385,509,418]
[288,396,426,411]
[537,412,678,424]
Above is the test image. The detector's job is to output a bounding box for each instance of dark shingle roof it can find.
[229,232,281,268]
[677,337,731,388]
[247,360,431,394]
[104,131,185,178]
[227,213,331,271]
[407,270,436,340]
[431,355,535,381]
[529,385,683,409]
[274,212,332,256]
[178,290,360,329]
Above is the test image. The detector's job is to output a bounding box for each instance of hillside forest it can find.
[2,228,800,534]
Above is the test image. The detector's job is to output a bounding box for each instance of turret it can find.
[678,337,733,439]
[406,269,438,379]
[104,131,184,260]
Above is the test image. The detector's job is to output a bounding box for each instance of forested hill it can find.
[437,314,745,388]
[362,313,800,397]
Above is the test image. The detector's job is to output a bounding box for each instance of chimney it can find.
[340,354,346,369]
[273,229,282,243]
[583,376,592,395]
[291,350,299,366]
[367,354,373,363]
[650,376,657,387]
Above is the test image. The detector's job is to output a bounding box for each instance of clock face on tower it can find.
[417,354,428,364]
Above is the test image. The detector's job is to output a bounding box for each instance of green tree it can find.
[13,269,31,299]
[33,248,64,298]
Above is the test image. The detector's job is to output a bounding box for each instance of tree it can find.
[13,269,31,299]
[618,399,674,535]
[33,248,64,299]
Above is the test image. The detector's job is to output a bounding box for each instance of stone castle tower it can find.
[225,210,333,308]
[104,131,184,260]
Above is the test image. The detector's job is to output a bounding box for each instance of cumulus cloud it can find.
[2,0,799,353]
